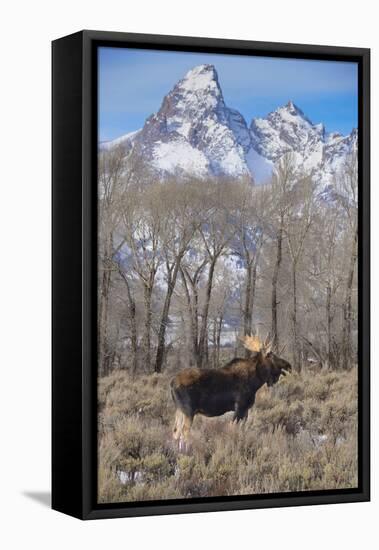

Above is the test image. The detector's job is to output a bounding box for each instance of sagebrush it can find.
[98,365,358,503]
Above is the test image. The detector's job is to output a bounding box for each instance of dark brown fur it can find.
[170,351,292,443]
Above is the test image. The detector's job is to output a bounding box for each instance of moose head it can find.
[241,334,292,387]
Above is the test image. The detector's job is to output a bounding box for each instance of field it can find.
[98,364,358,503]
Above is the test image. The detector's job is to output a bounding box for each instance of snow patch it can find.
[180,64,220,94]
[152,141,209,176]
[101,129,141,150]
[245,148,273,184]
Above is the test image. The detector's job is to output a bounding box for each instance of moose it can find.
[170,334,292,447]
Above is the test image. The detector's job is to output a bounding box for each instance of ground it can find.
[98,365,358,503]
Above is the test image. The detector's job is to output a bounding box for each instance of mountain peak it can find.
[184,64,218,79]
[179,64,221,94]
[186,63,217,76]
[105,64,356,186]
[281,100,306,117]
[133,63,252,179]
[286,99,297,110]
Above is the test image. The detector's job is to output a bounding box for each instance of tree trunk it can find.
[129,300,138,376]
[292,262,300,372]
[123,275,138,376]
[250,262,258,331]
[117,267,138,375]
[216,315,223,367]
[271,223,283,351]
[198,257,217,368]
[243,262,252,337]
[99,264,111,375]
[180,268,199,367]
[98,233,113,376]
[143,285,152,372]
[326,284,332,370]
[243,260,258,358]
[154,259,183,373]
[212,319,217,368]
[204,340,209,366]
[191,284,200,366]
[343,229,358,368]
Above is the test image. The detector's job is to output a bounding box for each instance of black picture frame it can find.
[52,30,370,520]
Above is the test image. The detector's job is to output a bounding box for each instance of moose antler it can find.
[240,335,262,353]
[240,333,275,356]
[262,334,273,355]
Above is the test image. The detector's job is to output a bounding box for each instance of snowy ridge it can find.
[104,65,357,186]
[101,129,141,151]
[250,101,325,164]
[250,100,357,185]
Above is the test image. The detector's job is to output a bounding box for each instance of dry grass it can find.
[97,366,358,503]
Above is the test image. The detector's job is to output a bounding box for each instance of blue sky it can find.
[98,47,358,142]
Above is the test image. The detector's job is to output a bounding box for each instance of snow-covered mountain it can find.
[103,64,357,186]
[131,64,267,180]
[250,101,325,170]
[250,101,357,185]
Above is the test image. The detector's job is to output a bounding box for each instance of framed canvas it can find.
[52,30,370,520]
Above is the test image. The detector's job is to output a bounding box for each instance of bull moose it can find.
[170,335,291,446]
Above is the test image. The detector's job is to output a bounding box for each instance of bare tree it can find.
[98,144,130,375]
[116,267,138,375]
[117,185,163,371]
[209,268,233,368]
[197,182,238,367]
[305,204,344,369]
[285,174,315,371]
[97,147,358,378]
[337,153,358,367]
[180,249,209,367]
[231,183,268,355]
[153,182,200,373]
[269,154,296,351]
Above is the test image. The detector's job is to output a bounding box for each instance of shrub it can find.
[97,366,358,502]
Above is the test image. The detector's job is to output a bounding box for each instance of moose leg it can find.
[173,410,184,441]
[232,410,248,424]
[232,402,249,424]
[179,413,193,452]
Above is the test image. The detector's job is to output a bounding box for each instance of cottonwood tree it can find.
[303,203,344,369]
[197,182,239,367]
[180,240,210,367]
[231,183,268,355]
[337,153,358,367]
[285,174,315,371]
[97,146,358,377]
[115,265,139,375]
[153,182,201,373]
[268,154,296,351]
[117,185,163,372]
[208,263,234,368]
[98,144,131,375]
